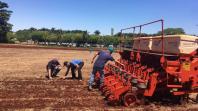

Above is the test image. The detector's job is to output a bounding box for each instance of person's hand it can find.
[49,76,52,80]
[76,64,79,69]
[56,65,62,70]
[74,66,78,72]
[62,76,67,79]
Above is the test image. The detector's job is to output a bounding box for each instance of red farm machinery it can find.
[100,19,198,106]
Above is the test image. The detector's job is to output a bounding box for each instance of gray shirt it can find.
[94,50,114,68]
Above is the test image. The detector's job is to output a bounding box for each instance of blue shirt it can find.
[70,59,83,65]
[94,50,114,68]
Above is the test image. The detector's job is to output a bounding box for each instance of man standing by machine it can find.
[88,46,115,91]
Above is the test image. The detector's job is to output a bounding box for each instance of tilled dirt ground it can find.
[0,78,106,110]
[0,47,197,110]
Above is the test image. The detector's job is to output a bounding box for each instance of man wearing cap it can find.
[46,59,62,80]
[88,46,115,91]
[63,59,84,81]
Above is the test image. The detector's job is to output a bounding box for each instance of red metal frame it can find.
[120,19,164,56]
[99,19,198,106]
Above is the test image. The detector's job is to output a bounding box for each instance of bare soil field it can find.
[0,47,197,110]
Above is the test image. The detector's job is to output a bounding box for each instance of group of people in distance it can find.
[46,45,115,91]
[46,59,84,80]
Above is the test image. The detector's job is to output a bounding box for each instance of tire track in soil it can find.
[0,78,106,110]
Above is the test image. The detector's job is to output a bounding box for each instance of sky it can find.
[2,0,198,35]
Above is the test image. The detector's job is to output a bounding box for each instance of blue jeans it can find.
[89,66,104,86]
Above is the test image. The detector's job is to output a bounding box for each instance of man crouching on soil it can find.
[63,59,84,81]
[46,59,62,80]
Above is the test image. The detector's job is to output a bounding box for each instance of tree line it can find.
[7,27,186,47]
[7,28,120,47]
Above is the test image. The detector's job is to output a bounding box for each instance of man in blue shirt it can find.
[63,59,84,80]
[88,46,115,91]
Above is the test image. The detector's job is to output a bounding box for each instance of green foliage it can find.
[88,35,99,44]
[97,37,104,45]
[31,31,46,42]
[7,32,17,43]
[72,33,84,46]
[157,28,185,35]
[82,31,89,44]
[115,32,150,37]
[29,27,37,31]
[94,30,100,36]
[15,30,32,42]
[11,26,186,48]
[102,36,119,46]
[47,33,57,42]
[14,28,90,47]
[61,34,72,43]
[0,1,12,43]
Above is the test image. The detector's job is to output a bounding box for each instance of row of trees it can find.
[7,27,185,47]
[7,28,119,47]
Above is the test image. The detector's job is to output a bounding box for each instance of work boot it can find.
[88,85,93,91]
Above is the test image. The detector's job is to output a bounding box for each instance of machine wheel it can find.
[123,92,137,106]
[107,95,121,106]
[136,93,145,105]
[173,95,187,105]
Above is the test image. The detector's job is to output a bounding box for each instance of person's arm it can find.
[55,64,62,70]
[75,64,79,69]
[55,61,61,69]
[111,57,115,61]
[48,69,52,79]
[74,60,83,70]
[72,64,79,73]
[91,52,100,64]
[65,65,71,77]
[71,60,80,69]
[108,56,115,62]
